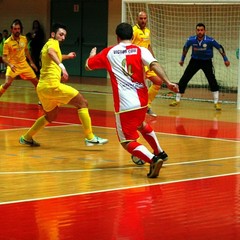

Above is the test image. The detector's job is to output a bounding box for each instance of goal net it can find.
[122,0,240,105]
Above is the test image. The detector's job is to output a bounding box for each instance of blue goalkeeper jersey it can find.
[184,35,223,60]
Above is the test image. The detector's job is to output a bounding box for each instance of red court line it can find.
[0,174,239,240]
[0,102,239,140]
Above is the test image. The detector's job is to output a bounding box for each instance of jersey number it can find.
[122,59,133,77]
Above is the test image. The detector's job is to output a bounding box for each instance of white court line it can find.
[1,172,239,205]
[1,114,240,142]
[1,115,240,204]
[0,155,240,176]
[0,115,108,130]
[0,115,76,126]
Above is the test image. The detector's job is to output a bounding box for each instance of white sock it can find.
[212,91,219,104]
[176,93,181,102]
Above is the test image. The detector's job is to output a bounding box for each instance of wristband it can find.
[59,63,65,70]
[223,56,228,62]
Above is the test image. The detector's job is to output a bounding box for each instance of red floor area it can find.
[0,102,239,140]
[0,174,239,240]
[1,102,240,240]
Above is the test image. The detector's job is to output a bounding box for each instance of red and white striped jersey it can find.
[86,42,157,113]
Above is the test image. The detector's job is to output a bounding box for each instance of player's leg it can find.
[19,109,53,147]
[146,71,163,117]
[118,108,164,178]
[170,59,200,106]
[202,60,221,110]
[29,77,39,87]
[147,84,160,116]
[0,60,24,97]
[67,89,108,146]
[138,121,168,161]
[0,75,15,97]
[19,62,40,105]
[19,83,59,147]
[123,140,164,178]
[19,62,39,87]
[118,109,153,163]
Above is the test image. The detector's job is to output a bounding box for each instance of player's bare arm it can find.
[62,52,76,60]
[89,47,97,58]
[48,47,68,81]
[150,61,179,93]
[2,54,16,72]
[85,47,97,70]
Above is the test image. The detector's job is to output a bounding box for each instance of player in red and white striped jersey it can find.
[86,22,179,178]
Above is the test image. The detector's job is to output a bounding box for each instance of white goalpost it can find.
[122,0,240,108]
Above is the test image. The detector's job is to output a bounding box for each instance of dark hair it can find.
[32,20,41,29]
[51,23,67,34]
[11,19,23,33]
[196,23,205,29]
[115,22,133,40]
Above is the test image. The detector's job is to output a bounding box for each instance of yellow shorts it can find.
[6,61,36,79]
[145,66,157,79]
[37,82,79,112]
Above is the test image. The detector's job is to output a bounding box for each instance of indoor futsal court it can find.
[0,74,240,240]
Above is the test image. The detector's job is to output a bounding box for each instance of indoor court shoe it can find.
[85,135,108,146]
[147,156,164,178]
[158,151,168,161]
[214,103,221,111]
[147,108,157,117]
[19,136,40,147]
[169,100,180,107]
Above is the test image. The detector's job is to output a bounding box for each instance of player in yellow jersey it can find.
[0,19,38,97]
[132,11,163,117]
[19,23,108,147]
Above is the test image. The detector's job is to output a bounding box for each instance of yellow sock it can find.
[0,85,6,96]
[78,108,94,140]
[23,115,49,141]
[148,84,160,107]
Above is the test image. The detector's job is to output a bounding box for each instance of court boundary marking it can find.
[1,114,240,142]
[0,172,239,205]
[0,154,240,176]
[1,116,240,205]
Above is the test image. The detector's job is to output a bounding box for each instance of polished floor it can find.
[0,75,240,240]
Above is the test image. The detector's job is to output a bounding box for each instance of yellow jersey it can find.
[132,24,151,49]
[3,35,28,64]
[39,38,62,85]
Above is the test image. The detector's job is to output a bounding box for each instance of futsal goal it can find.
[122,0,240,107]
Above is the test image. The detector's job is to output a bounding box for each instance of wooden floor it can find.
[0,74,240,240]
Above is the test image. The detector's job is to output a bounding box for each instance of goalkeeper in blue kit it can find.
[170,23,230,111]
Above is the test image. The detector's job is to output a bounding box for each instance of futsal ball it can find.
[131,155,146,165]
